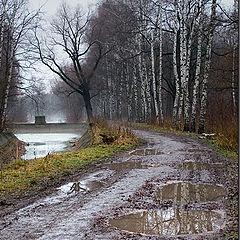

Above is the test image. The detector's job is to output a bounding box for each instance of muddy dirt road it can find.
[0,130,228,239]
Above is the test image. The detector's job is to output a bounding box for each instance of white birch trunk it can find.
[0,34,14,130]
[126,62,133,121]
[178,0,188,128]
[133,63,139,121]
[106,57,113,120]
[143,58,151,120]
[183,0,199,131]
[0,1,17,130]
[118,68,123,119]
[172,0,180,127]
[190,0,205,132]
[0,1,6,69]
[138,33,146,121]
[158,0,163,124]
[198,0,217,134]
[151,29,159,120]
[232,47,236,116]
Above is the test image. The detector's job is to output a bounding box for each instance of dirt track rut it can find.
[0,130,228,239]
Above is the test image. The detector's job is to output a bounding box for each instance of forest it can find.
[0,0,238,145]
[0,1,238,239]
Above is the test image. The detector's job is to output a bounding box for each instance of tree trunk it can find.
[183,0,200,131]
[151,29,159,120]
[158,0,164,124]
[0,15,15,131]
[198,0,217,134]
[82,90,94,123]
[231,47,236,117]
[190,0,204,132]
[179,0,188,131]
[172,0,180,127]
[0,2,6,69]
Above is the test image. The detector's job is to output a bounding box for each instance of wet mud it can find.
[104,161,149,171]
[0,130,231,240]
[130,148,164,155]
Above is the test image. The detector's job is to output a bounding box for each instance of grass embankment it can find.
[0,122,139,197]
[131,122,238,158]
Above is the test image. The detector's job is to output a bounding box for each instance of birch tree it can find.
[172,0,180,127]
[151,29,159,119]
[158,0,163,124]
[190,0,204,132]
[198,0,217,134]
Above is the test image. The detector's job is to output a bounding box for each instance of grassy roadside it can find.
[131,122,238,158]
[0,124,139,198]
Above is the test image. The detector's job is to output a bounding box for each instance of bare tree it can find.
[0,0,39,131]
[33,3,106,123]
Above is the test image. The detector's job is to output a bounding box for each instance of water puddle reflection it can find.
[130,149,163,156]
[39,170,112,205]
[109,208,223,235]
[181,161,223,170]
[156,181,226,202]
[59,180,105,194]
[109,208,223,236]
[105,162,149,171]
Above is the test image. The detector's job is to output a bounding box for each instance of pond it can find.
[16,133,81,160]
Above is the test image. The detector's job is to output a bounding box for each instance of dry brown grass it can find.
[90,118,139,146]
[209,119,238,153]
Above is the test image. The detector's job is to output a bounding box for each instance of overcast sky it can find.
[29,0,234,15]
[29,0,98,17]
[27,0,235,90]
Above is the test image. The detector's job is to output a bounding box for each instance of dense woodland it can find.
[0,0,238,136]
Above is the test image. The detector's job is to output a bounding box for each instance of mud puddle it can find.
[156,181,226,202]
[59,180,105,194]
[104,161,149,171]
[130,149,164,156]
[40,170,113,204]
[181,161,223,170]
[109,208,224,236]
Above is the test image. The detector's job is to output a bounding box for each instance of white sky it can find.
[29,0,99,17]
[29,0,235,14]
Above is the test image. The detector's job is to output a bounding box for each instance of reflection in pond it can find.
[156,182,226,202]
[130,149,163,156]
[16,133,80,160]
[105,161,149,171]
[109,208,223,236]
[181,161,223,170]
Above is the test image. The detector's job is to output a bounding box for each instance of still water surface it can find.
[16,133,80,160]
